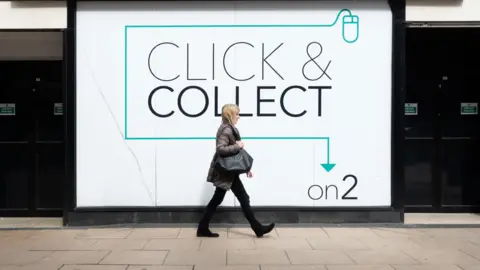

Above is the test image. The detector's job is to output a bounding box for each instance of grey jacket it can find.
[206,123,242,190]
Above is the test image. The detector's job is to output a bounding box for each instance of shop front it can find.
[0,0,405,225]
[63,0,406,226]
[404,0,480,213]
[0,1,66,218]
[4,0,480,226]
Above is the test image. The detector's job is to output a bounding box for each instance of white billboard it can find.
[75,1,392,207]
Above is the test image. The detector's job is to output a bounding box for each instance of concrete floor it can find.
[405,213,480,225]
[2,226,480,269]
[1,214,480,269]
[0,218,62,229]
[2,213,480,229]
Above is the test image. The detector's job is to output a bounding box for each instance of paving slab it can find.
[99,250,168,265]
[200,238,255,250]
[405,213,480,225]
[227,250,290,265]
[391,265,463,270]
[60,266,128,270]
[254,238,311,250]
[0,218,61,229]
[344,249,419,265]
[163,250,226,266]
[144,238,201,251]
[0,250,51,265]
[326,266,394,270]
[194,267,259,270]
[38,250,110,264]
[0,262,64,270]
[262,267,327,270]
[128,229,180,239]
[126,267,192,270]
[286,250,354,265]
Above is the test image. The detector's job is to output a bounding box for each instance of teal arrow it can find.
[321,163,336,172]
[321,138,336,172]
[128,135,337,172]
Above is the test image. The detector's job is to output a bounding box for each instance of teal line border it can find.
[124,8,358,141]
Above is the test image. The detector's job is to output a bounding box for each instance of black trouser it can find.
[199,177,261,229]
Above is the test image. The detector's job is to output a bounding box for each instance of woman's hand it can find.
[247,171,253,178]
[236,141,244,148]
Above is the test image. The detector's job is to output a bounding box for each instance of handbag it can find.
[214,124,254,174]
[215,148,254,174]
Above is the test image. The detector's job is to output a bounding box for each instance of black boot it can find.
[196,226,220,237]
[197,187,227,237]
[197,208,219,238]
[252,222,276,238]
[232,179,275,238]
[240,204,276,238]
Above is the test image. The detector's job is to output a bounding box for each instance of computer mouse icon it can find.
[342,14,359,43]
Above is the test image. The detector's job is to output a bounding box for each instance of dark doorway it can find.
[0,60,64,217]
[405,27,480,212]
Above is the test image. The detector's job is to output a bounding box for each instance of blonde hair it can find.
[221,104,239,125]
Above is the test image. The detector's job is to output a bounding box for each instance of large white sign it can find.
[76,1,392,207]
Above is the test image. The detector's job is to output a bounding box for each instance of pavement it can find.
[2,226,480,269]
[3,213,480,229]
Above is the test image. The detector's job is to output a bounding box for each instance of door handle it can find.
[441,137,472,140]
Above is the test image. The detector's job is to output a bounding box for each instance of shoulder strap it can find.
[228,124,240,140]
[219,124,240,140]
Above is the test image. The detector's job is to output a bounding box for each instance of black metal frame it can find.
[63,0,406,226]
[390,0,406,221]
[64,0,76,226]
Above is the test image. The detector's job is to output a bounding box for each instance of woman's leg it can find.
[197,187,227,237]
[231,177,275,237]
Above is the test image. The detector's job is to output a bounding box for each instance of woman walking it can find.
[197,104,275,238]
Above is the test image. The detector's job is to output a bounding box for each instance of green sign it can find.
[405,103,418,116]
[54,103,63,116]
[461,103,478,115]
[0,103,15,116]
